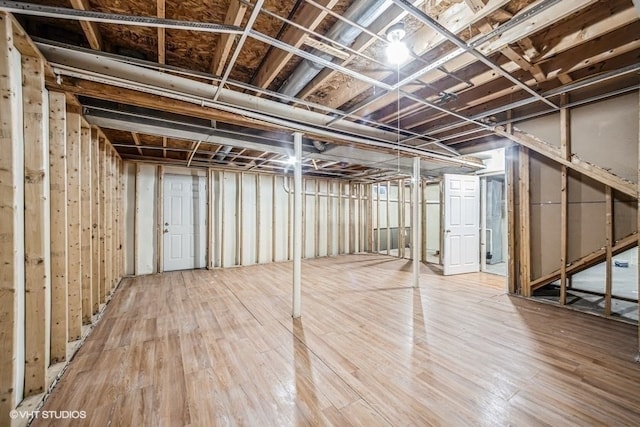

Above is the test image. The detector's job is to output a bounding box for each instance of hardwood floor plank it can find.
[33,254,640,426]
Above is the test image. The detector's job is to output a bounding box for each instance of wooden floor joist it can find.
[33,255,640,426]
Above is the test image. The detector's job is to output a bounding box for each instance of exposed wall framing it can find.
[0,14,125,421]
[509,93,639,332]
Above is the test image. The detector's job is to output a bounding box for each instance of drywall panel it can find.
[530,204,562,279]
[135,164,157,275]
[124,162,135,275]
[529,153,562,279]
[529,154,562,204]
[567,171,606,263]
[613,190,637,242]
[571,92,639,183]
[518,113,561,147]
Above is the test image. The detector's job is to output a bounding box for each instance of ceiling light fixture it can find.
[385,22,409,65]
[287,155,297,165]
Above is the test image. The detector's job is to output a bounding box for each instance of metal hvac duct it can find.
[279,0,393,97]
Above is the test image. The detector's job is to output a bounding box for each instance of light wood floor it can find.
[35,254,640,426]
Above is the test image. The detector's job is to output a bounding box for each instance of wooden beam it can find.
[116,158,122,282]
[208,168,215,269]
[131,132,143,156]
[464,0,485,12]
[211,0,247,76]
[236,172,243,266]
[604,186,613,316]
[386,181,391,256]
[637,90,640,360]
[300,0,511,107]
[69,0,102,50]
[534,0,637,61]
[0,12,22,415]
[23,54,49,397]
[252,0,339,90]
[518,146,531,297]
[66,111,82,341]
[157,166,164,273]
[500,45,545,82]
[90,127,100,314]
[80,124,92,324]
[292,133,303,318]
[49,91,68,364]
[530,232,638,291]
[104,149,113,295]
[257,174,262,263]
[559,165,568,305]
[506,144,517,294]
[495,126,637,198]
[157,0,165,64]
[98,138,107,303]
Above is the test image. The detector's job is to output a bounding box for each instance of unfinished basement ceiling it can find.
[4,0,640,180]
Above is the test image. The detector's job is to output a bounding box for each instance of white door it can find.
[443,174,480,275]
[163,174,207,271]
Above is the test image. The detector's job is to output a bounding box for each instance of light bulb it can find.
[386,40,410,65]
[287,156,297,165]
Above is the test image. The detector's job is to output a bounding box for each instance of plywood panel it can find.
[572,92,639,183]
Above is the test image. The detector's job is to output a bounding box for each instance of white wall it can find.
[125,165,370,272]
[134,164,157,275]
[124,163,135,275]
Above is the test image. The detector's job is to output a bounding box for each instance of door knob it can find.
[445,229,451,233]
[164,222,169,226]
[164,229,169,233]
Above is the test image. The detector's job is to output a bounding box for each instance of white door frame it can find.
[443,174,480,275]
[162,173,207,271]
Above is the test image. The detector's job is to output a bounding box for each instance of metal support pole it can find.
[292,132,302,318]
[412,157,421,288]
